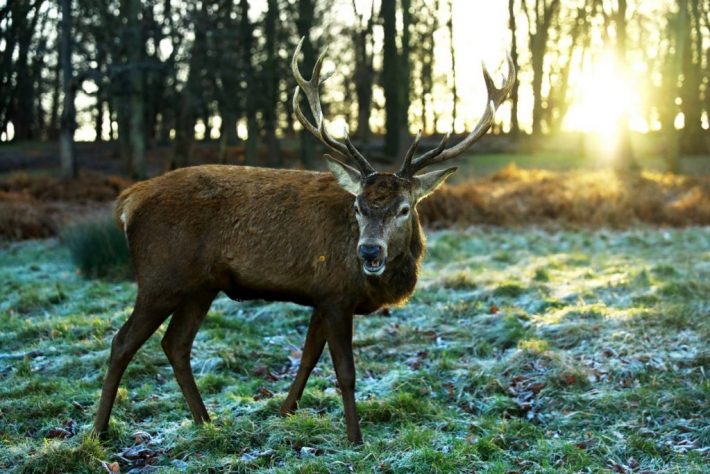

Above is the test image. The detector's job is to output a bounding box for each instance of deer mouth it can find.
[363,257,386,276]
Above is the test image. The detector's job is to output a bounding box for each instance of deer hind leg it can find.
[161,289,217,425]
[324,308,362,444]
[281,308,326,416]
[94,294,178,436]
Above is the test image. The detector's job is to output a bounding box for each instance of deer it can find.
[93,38,514,444]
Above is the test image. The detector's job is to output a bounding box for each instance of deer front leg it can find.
[281,308,326,415]
[324,308,362,444]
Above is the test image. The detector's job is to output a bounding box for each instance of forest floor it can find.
[0,227,708,473]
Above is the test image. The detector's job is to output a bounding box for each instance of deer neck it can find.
[357,217,425,313]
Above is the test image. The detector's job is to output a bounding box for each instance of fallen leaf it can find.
[46,427,72,439]
[254,386,274,400]
[100,461,121,473]
[132,431,152,445]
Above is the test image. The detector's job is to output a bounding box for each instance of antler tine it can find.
[399,55,515,177]
[291,37,375,175]
[344,128,376,175]
[396,129,422,175]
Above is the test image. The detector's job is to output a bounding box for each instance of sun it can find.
[564,50,637,158]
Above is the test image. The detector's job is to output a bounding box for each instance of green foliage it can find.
[1,228,708,472]
[60,215,131,279]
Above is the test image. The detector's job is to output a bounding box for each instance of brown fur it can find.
[116,165,422,312]
[96,164,427,444]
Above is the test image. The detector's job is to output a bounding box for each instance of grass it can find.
[60,215,131,280]
[0,228,708,472]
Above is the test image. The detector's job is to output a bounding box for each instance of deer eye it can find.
[399,206,410,217]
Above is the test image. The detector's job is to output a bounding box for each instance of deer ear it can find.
[325,154,362,195]
[413,167,457,202]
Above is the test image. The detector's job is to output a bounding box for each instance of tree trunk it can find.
[508,0,520,135]
[381,0,400,158]
[263,0,281,167]
[125,0,146,178]
[679,0,706,154]
[218,113,238,164]
[447,0,457,132]
[12,3,40,141]
[48,34,61,141]
[59,0,77,179]
[239,0,258,166]
[613,0,636,170]
[352,0,375,143]
[297,0,317,169]
[526,0,560,135]
[400,0,412,142]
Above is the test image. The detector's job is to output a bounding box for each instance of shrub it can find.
[0,198,57,240]
[60,215,132,279]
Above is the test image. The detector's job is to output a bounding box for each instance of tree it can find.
[678,0,707,154]
[545,2,591,134]
[523,0,561,135]
[351,0,376,142]
[446,0,457,132]
[262,0,281,167]
[172,1,208,170]
[380,0,400,157]
[125,0,146,178]
[59,0,77,179]
[239,0,258,165]
[508,0,520,135]
[400,0,413,140]
[411,0,438,134]
[1,1,45,141]
[296,0,318,169]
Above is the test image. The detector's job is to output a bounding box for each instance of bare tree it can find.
[678,0,707,154]
[59,0,77,179]
[447,0,457,131]
[296,0,318,169]
[263,0,281,167]
[411,0,438,134]
[523,0,561,135]
[380,0,400,157]
[125,0,146,178]
[508,0,520,134]
[351,0,376,143]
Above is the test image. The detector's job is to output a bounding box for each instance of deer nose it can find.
[358,244,383,261]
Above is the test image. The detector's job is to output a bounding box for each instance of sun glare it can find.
[565,51,636,158]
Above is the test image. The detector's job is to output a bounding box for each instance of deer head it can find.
[292,38,515,276]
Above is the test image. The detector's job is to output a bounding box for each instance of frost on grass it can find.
[0,228,708,473]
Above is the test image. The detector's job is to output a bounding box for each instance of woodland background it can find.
[1,0,708,179]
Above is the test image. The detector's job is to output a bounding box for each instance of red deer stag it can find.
[94,38,514,444]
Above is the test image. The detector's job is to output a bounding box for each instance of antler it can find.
[292,37,376,175]
[397,56,516,178]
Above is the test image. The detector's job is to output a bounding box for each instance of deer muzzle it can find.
[357,240,387,276]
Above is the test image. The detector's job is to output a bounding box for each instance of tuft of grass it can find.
[60,214,131,279]
[17,434,108,474]
[492,281,526,298]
